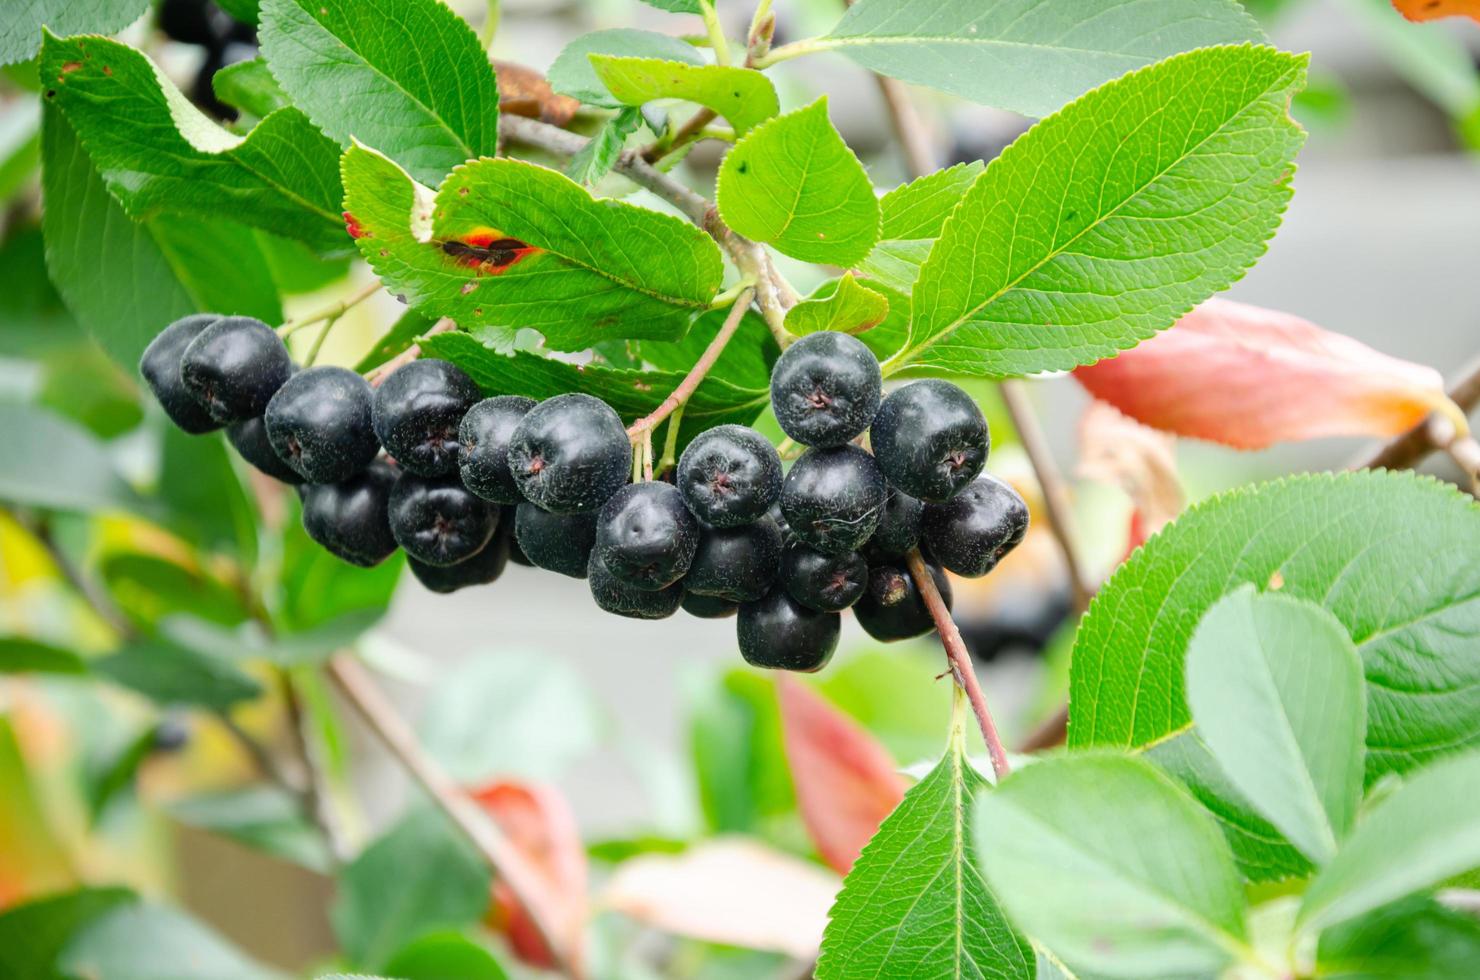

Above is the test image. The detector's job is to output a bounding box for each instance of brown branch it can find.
[1017,703,1070,753]
[367,319,455,386]
[1351,352,1480,477]
[872,75,935,181]
[326,654,583,979]
[627,286,755,438]
[277,669,348,863]
[906,550,1011,781]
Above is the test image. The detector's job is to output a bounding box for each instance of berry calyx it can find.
[460,396,538,503]
[301,459,399,567]
[595,482,699,591]
[854,561,953,642]
[265,366,379,484]
[676,424,782,527]
[227,415,303,484]
[588,552,684,620]
[179,315,292,423]
[140,314,224,434]
[514,503,598,579]
[921,474,1029,577]
[388,474,498,566]
[684,516,783,602]
[737,590,839,672]
[372,359,481,477]
[780,444,886,555]
[769,331,881,447]
[780,542,867,612]
[870,379,989,502]
[508,393,631,514]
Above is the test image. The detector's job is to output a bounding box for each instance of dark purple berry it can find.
[769,331,881,447]
[140,314,223,433]
[676,424,781,527]
[737,590,839,672]
[588,551,683,620]
[408,532,510,594]
[460,396,537,503]
[870,380,988,502]
[372,359,481,477]
[780,444,885,555]
[227,415,303,484]
[388,474,497,566]
[514,503,597,579]
[264,366,378,484]
[508,393,631,514]
[685,517,783,602]
[301,459,399,567]
[781,542,867,612]
[862,485,924,561]
[921,474,1028,577]
[595,482,699,590]
[682,592,739,619]
[179,315,292,423]
[854,562,952,642]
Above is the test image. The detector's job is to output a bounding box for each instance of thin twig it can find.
[1351,352,1480,476]
[326,654,582,979]
[872,75,935,181]
[367,319,456,386]
[1018,703,1070,753]
[278,280,382,335]
[906,550,1011,781]
[627,286,755,438]
[640,107,717,164]
[278,668,349,863]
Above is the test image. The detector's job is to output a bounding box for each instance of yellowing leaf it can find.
[589,56,778,134]
[1391,0,1480,23]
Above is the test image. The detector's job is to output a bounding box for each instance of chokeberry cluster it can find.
[141,315,1028,674]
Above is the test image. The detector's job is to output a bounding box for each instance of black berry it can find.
[140,314,223,434]
[780,542,867,612]
[676,424,782,527]
[854,562,953,642]
[780,444,885,555]
[684,517,783,602]
[921,474,1029,577]
[179,315,292,423]
[769,331,881,447]
[388,474,497,566]
[264,366,378,484]
[408,532,510,594]
[301,459,399,567]
[870,380,988,502]
[862,485,924,561]
[514,503,597,578]
[508,393,631,514]
[227,415,303,484]
[588,552,683,620]
[595,482,699,590]
[372,359,481,477]
[682,592,738,619]
[737,590,839,672]
[459,396,537,503]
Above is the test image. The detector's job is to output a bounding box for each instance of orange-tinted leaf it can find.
[1077,400,1184,554]
[495,62,580,126]
[1074,298,1459,449]
[776,676,905,875]
[471,780,586,970]
[1391,0,1480,23]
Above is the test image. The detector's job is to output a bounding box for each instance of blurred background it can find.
[1,0,1478,976]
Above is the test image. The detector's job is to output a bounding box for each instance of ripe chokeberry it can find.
[854,562,953,642]
[676,424,781,527]
[408,532,510,594]
[780,444,885,555]
[264,366,378,484]
[372,359,481,476]
[921,474,1029,577]
[179,315,292,423]
[595,482,699,590]
[769,331,881,447]
[588,552,684,620]
[227,415,303,484]
[460,396,537,503]
[684,517,783,602]
[870,379,988,502]
[388,474,498,566]
[301,459,399,567]
[780,542,867,612]
[514,503,597,578]
[737,590,839,672]
[508,393,631,514]
[862,485,924,561]
[140,314,223,433]
[682,592,739,619]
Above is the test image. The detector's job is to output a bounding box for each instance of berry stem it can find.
[367,319,456,386]
[627,286,756,439]
[657,404,685,475]
[278,279,383,336]
[302,313,338,367]
[906,548,1012,781]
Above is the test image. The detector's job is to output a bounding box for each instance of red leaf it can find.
[1391,0,1480,23]
[1074,298,1459,449]
[471,780,586,970]
[776,676,905,875]
[1077,400,1184,557]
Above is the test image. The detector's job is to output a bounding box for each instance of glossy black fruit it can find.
[595,482,699,590]
[780,542,867,612]
[407,532,510,594]
[681,592,739,619]
[460,396,537,503]
[769,331,881,447]
[684,517,783,602]
[737,590,839,672]
[301,459,399,567]
[158,0,225,47]
[388,474,498,566]
[870,379,988,502]
[264,366,378,484]
[179,315,292,423]
[514,503,597,579]
[140,314,223,433]
[854,562,953,642]
[508,393,631,514]
[921,474,1029,577]
[780,444,886,555]
[372,359,481,477]
[588,552,683,620]
[768,502,792,543]
[226,415,303,484]
[862,485,924,561]
[676,424,782,527]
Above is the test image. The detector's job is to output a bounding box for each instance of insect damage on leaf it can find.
[440,230,543,275]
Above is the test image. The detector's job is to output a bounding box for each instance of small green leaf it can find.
[974,753,1250,977]
[86,724,160,822]
[274,497,404,633]
[1316,896,1480,978]
[211,58,289,118]
[0,401,143,514]
[1300,750,1480,933]
[169,786,333,872]
[0,0,148,66]
[878,162,983,240]
[60,902,282,980]
[549,29,703,108]
[260,0,499,187]
[784,274,889,336]
[0,636,88,674]
[817,709,1030,979]
[566,107,643,186]
[94,637,263,709]
[686,669,794,835]
[381,932,509,980]
[100,552,248,629]
[639,0,702,13]
[717,97,879,266]
[0,887,136,980]
[37,345,145,439]
[590,56,778,134]
[342,145,724,351]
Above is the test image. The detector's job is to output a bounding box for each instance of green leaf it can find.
[1316,896,1480,979]
[216,0,260,24]
[0,401,143,514]
[974,753,1250,977]
[100,552,248,629]
[86,723,159,822]
[37,344,145,439]
[159,427,259,560]
[94,636,263,709]
[878,162,984,240]
[817,709,1030,979]
[274,500,404,633]
[354,307,438,373]
[716,97,879,266]
[259,0,499,188]
[40,33,345,252]
[0,98,41,202]
[640,0,702,13]
[566,106,643,187]
[60,902,283,980]
[0,888,136,980]
[1069,472,1480,786]
[635,304,778,393]
[1299,751,1480,933]
[687,668,794,835]
[342,145,723,351]
[822,0,1264,118]
[1185,586,1365,865]
[332,809,492,971]
[894,44,1307,378]
[0,636,88,674]
[169,786,332,872]
[548,29,703,108]
[211,58,289,119]
[784,274,889,336]
[590,56,778,135]
[381,932,509,980]
[0,0,148,66]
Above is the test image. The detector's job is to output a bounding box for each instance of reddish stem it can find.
[627,286,755,438]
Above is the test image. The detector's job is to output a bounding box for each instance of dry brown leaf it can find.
[495,61,579,127]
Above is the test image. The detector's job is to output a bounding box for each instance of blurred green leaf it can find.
[0,0,149,66]
[37,345,143,439]
[211,58,290,120]
[0,99,41,201]
[566,106,643,187]
[0,224,84,358]
[94,636,262,709]
[381,931,509,980]
[354,307,438,373]
[548,29,702,108]
[639,0,701,12]
[1316,896,1480,978]
[84,723,159,823]
[1340,0,1480,123]
[159,427,259,561]
[0,887,136,980]
[0,636,87,674]
[0,401,144,514]
[591,57,777,134]
[100,552,248,629]
[814,648,954,765]
[784,273,889,336]
[216,0,261,24]
[687,668,795,835]
[60,901,284,980]
[169,786,332,873]
[257,233,353,296]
